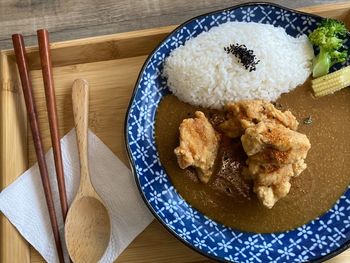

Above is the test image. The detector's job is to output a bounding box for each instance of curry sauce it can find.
[155,81,350,233]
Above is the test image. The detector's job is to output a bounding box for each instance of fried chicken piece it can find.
[174,111,221,183]
[243,162,303,209]
[241,121,311,164]
[254,179,291,209]
[218,99,309,208]
[219,112,243,138]
[220,100,299,138]
[244,159,307,182]
[241,121,310,208]
[244,160,306,186]
[247,161,308,209]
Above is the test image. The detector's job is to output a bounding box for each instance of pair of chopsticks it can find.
[12,30,68,263]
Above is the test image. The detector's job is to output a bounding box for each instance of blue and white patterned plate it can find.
[125,2,350,262]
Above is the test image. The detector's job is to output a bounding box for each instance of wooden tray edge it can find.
[0,25,177,56]
[0,2,349,55]
[1,2,350,263]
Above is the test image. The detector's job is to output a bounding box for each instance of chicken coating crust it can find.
[242,121,310,164]
[255,180,291,209]
[220,99,299,138]
[241,121,310,208]
[174,111,221,183]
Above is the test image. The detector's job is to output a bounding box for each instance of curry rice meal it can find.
[156,20,350,233]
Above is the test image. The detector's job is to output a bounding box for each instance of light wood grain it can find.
[2,2,350,263]
[0,45,30,263]
[71,79,94,197]
[65,79,111,263]
[0,0,347,50]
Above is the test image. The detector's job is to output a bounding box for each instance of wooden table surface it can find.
[1,1,350,263]
[0,0,347,50]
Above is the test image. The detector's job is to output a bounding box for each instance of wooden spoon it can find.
[65,79,111,263]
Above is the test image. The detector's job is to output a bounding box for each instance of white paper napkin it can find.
[0,129,154,263]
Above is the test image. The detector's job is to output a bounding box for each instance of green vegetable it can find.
[303,116,313,125]
[308,19,348,77]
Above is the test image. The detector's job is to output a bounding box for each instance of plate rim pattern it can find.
[125,2,350,262]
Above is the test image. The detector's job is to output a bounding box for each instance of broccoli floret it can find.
[321,19,347,36]
[330,50,348,64]
[308,19,348,77]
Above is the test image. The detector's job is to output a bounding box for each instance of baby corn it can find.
[312,65,350,97]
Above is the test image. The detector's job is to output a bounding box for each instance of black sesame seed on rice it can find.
[224,43,260,72]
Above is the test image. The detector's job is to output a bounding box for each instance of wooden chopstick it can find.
[37,29,69,221]
[12,34,65,263]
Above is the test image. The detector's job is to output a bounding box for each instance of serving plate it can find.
[125,2,350,262]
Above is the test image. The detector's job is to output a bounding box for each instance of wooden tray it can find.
[2,2,350,263]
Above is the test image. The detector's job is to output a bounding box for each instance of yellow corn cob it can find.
[311,65,350,97]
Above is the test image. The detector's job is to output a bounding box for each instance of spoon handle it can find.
[72,79,94,195]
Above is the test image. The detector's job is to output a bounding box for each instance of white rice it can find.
[163,22,314,109]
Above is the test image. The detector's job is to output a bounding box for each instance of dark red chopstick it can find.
[37,29,68,221]
[12,34,65,263]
